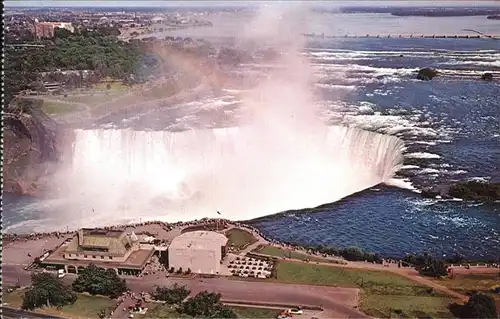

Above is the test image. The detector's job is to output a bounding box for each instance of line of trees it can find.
[286,243,383,263]
[280,242,479,277]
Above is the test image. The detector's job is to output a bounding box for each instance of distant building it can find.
[41,228,155,275]
[151,16,165,24]
[168,231,228,275]
[43,82,62,92]
[32,21,75,39]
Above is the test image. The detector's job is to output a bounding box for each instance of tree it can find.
[152,283,190,304]
[72,264,127,298]
[403,253,449,277]
[54,28,73,39]
[450,292,498,318]
[22,273,77,310]
[418,259,448,277]
[182,291,237,318]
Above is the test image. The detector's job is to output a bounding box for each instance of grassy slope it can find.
[226,228,258,250]
[254,245,345,264]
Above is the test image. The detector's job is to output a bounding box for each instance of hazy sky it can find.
[5,0,500,8]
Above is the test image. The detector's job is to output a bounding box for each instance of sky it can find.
[5,0,500,8]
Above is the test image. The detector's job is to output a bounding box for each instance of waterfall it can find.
[50,126,404,227]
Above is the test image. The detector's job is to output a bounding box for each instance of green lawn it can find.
[361,293,454,318]
[63,92,123,105]
[226,229,258,250]
[273,261,453,318]
[136,303,190,318]
[254,245,345,264]
[94,81,128,91]
[42,100,82,114]
[232,306,282,318]
[138,303,281,318]
[3,290,117,318]
[431,273,499,294]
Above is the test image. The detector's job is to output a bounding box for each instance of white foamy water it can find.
[405,152,441,159]
[21,126,404,232]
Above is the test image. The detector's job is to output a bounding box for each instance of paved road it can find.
[127,276,368,318]
[3,266,367,319]
[1,306,63,319]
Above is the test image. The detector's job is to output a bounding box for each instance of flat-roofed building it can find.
[41,228,154,276]
[168,231,228,275]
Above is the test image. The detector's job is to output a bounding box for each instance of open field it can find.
[137,303,282,318]
[253,245,345,264]
[361,293,453,318]
[41,100,83,115]
[273,261,453,318]
[3,290,117,318]
[93,81,128,91]
[62,92,124,105]
[432,273,500,294]
[226,228,258,250]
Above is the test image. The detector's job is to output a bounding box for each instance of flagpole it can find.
[216,211,222,232]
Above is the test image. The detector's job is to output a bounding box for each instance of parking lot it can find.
[226,255,274,278]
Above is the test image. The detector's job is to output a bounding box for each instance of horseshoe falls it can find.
[41,125,405,229]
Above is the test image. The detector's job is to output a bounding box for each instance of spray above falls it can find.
[20,3,406,232]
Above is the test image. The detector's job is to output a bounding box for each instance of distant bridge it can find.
[302,33,500,40]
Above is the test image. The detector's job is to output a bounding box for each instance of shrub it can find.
[152,283,190,304]
[449,292,497,318]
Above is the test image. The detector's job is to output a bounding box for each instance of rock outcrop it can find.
[3,98,63,195]
[449,181,500,202]
[422,181,500,202]
[417,68,438,81]
[481,72,494,81]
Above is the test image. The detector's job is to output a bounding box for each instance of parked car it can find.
[287,308,303,315]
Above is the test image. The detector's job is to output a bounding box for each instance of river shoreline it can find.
[4,216,498,264]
